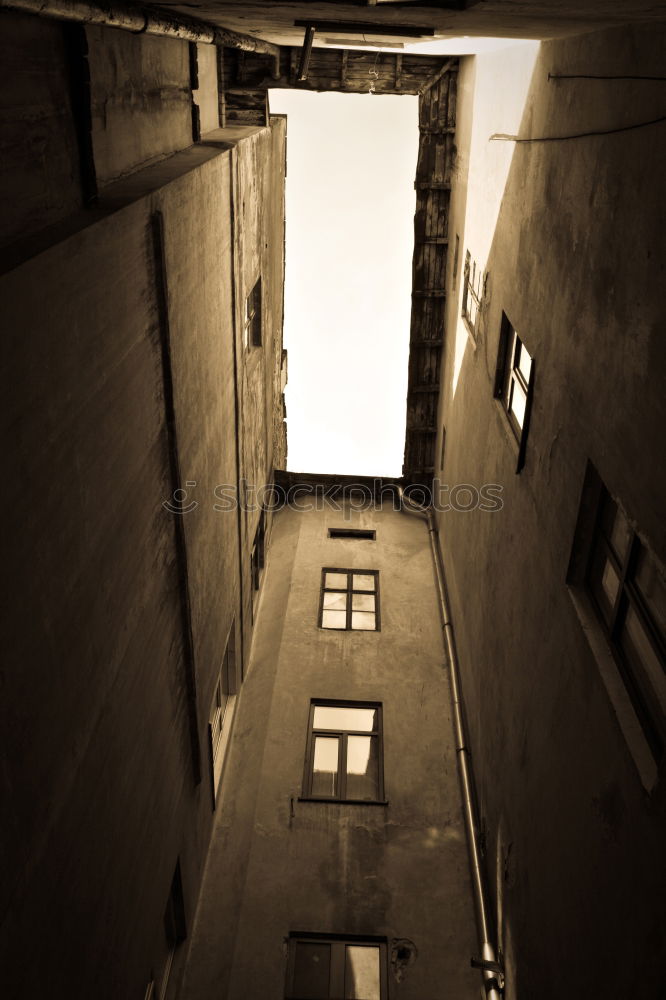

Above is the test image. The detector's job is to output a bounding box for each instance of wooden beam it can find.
[413,289,446,297]
[395,53,402,90]
[419,58,455,95]
[418,126,457,134]
[419,236,449,245]
[341,49,348,88]
[297,25,316,82]
[415,181,451,191]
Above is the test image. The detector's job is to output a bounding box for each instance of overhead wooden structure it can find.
[214,41,457,489]
[403,65,457,489]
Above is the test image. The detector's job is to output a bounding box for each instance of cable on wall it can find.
[489,114,666,143]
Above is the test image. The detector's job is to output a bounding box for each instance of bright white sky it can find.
[269,90,419,477]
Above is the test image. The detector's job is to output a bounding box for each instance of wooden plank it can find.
[416,181,451,191]
[420,237,449,245]
[341,49,348,87]
[413,289,446,297]
[297,25,316,82]
[419,58,455,95]
[216,45,226,128]
[395,53,402,90]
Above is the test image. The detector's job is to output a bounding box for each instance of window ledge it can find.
[298,797,389,806]
[567,586,658,792]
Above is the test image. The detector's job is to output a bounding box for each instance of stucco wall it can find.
[437,24,666,1000]
[181,500,479,1000]
[0,11,82,250]
[0,115,284,997]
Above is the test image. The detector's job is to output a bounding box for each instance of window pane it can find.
[352,574,376,592]
[346,736,379,800]
[352,594,375,612]
[517,341,532,382]
[589,543,620,624]
[508,377,527,429]
[322,610,347,629]
[313,706,377,732]
[344,945,380,1000]
[323,591,348,611]
[620,605,666,717]
[325,572,348,589]
[633,546,666,637]
[312,737,339,797]
[293,942,331,999]
[601,497,632,562]
[351,612,376,631]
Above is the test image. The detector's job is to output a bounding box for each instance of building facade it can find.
[1,13,286,998]
[1,2,665,999]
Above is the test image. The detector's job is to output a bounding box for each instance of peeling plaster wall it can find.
[180,502,479,1000]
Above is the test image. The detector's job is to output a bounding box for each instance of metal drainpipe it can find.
[0,0,282,77]
[396,485,503,1000]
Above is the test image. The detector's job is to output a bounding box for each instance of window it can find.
[494,312,534,471]
[208,623,236,804]
[302,701,384,802]
[159,861,186,999]
[582,482,666,761]
[328,528,376,540]
[251,511,265,615]
[319,569,379,631]
[286,935,388,999]
[462,249,483,337]
[244,277,262,349]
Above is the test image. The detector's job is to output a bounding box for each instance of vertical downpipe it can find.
[399,489,502,1000]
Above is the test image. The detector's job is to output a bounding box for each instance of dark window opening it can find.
[244,277,262,349]
[328,528,376,540]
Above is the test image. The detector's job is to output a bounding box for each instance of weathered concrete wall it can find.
[194,42,220,135]
[0,112,285,997]
[232,117,287,665]
[437,25,666,1000]
[87,25,192,185]
[0,11,82,249]
[180,501,479,1000]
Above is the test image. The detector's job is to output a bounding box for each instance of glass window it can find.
[287,937,387,1000]
[319,569,380,631]
[585,483,666,760]
[304,702,383,802]
[495,314,534,471]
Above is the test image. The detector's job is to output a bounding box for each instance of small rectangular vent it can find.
[328,529,376,540]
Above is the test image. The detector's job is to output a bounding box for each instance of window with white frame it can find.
[494,312,534,471]
[462,249,483,336]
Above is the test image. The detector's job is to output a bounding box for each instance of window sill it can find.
[567,585,659,792]
[298,797,389,806]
